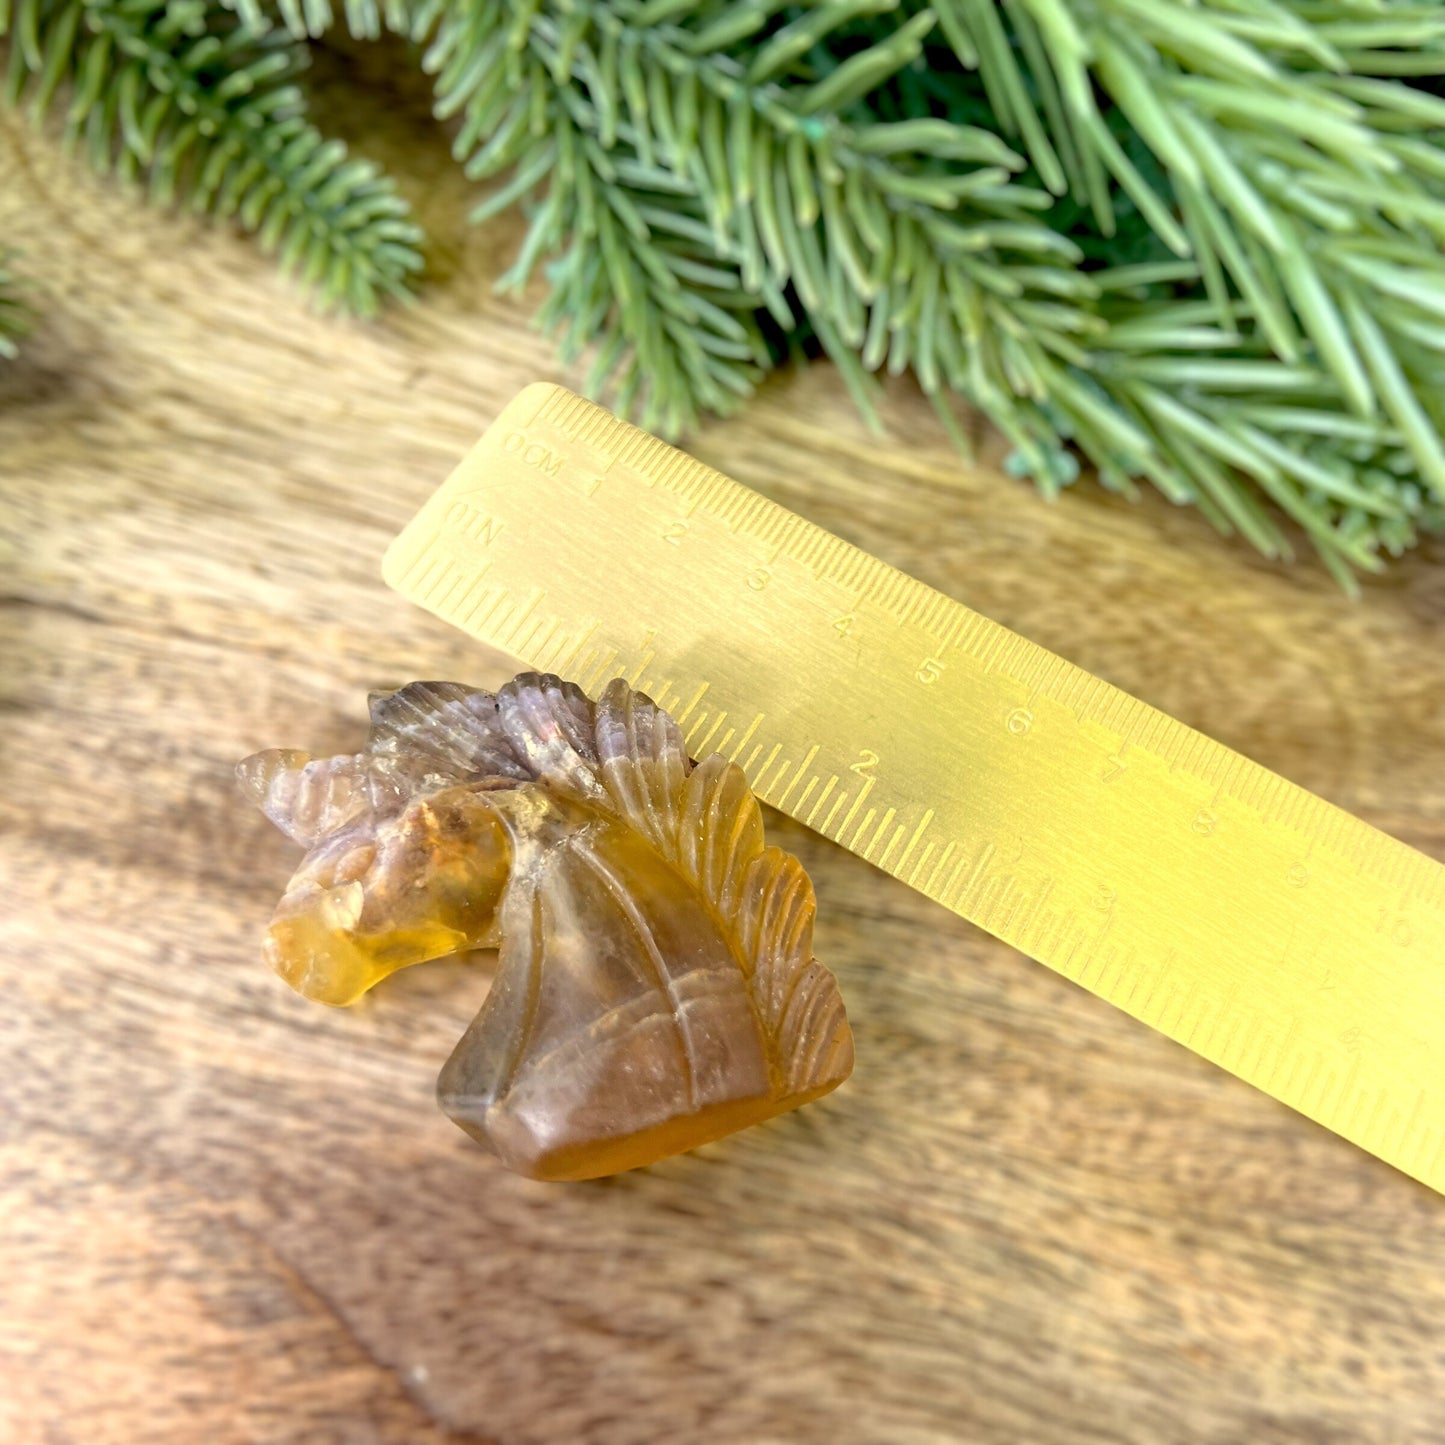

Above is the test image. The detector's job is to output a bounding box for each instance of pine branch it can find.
[937,0,1445,582]
[423,2,1095,439]
[1084,282,1445,586]
[6,0,1445,585]
[526,110,775,434]
[3,0,425,314]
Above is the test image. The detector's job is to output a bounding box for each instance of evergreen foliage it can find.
[3,0,423,313]
[5,0,1445,587]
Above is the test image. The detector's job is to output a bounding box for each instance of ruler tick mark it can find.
[909,839,937,888]
[808,776,839,828]
[532,623,566,670]
[776,746,820,810]
[820,786,848,836]
[1016,876,1053,949]
[1402,1089,1428,1166]
[626,648,655,687]
[850,807,878,852]
[472,588,509,634]
[894,809,935,880]
[729,712,766,765]
[838,777,875,840]
[694,711,728,755]
[953,844,994,910]
[556,621,597,674]
[868,809,898,862]
[937,852,967,905]
[752,742,783,789]
[927,842,957,896]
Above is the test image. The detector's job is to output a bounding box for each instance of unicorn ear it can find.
[235,749,377,847]
[366,681,530,781]
[495,673,609,805]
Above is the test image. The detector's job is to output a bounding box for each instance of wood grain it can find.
[3,62,1445,1445]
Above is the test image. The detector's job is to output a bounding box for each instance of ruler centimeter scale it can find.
[386,383,1445,1194]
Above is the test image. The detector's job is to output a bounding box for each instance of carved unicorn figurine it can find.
[239,674,853,1180]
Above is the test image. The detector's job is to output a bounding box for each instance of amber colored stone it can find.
[239,674,854,1179]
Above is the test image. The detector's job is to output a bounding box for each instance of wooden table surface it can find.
[4,78,1445,1445]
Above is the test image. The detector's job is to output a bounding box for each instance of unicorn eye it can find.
[240,673,853,1180]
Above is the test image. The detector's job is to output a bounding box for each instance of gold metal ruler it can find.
[385,382,1445,1195]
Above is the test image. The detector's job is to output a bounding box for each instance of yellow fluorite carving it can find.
[239,674,853,1179]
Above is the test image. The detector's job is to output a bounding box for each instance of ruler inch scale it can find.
[385,383,1445,1195]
